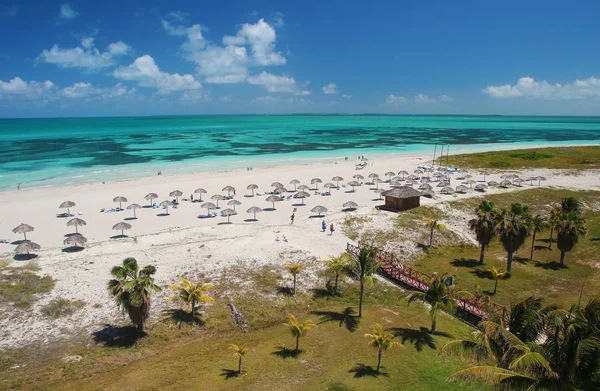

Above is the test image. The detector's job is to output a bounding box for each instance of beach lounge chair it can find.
[0,239,9,244]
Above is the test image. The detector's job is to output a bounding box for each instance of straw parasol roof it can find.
[407,174,417,181]
[59,200,76,215]
[247,184,259,196]
[419,183,433,190]
[414,169,424,175]
[293,191,311,205]
[159,200,173,214]
[536,176,546,185]
[67,217,86,233]
[169,190,183,203]
[112,222,132,236]
[353,174,364,180]
[222,186,236,196]
[437,181,450,188]
[398,170,409,177]
[201,202,217,216]
[381,186,423,199]
[384,171,395,179]
[298,184,310,191]
[390,181,403,187]
[64,233,87,248]
[310,205,328,216]
[347,180,360,191]
[332,176,344,187]
[456,185,469,193]
[220,208,237,223]
[194,188,206,201]
[500,180,512,187]
[211,194,226,208]
[324,182,336,189]
[227,199,242,210]
[421,189,435,198]
[368,173,379,179]
[265,195,282,209]
[15,241,41,254]
[474,184,488,191]
[310,178,322,189]
[144,193,158,206]
[271,181,284,188]
[113,196,127,210]
[374,188,385,200]
[342,201,358,210]
[289,179,300,191]
[246,206,263,220]
[12,223,34,241]
[488,181,499,187]
[126,203,141,218]
[392,176,403,182]
[440,186,454,195]
[273,187,288,194]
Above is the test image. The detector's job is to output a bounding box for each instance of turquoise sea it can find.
[1,115,600,191]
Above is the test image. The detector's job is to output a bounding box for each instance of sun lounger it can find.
[0,239,9,244]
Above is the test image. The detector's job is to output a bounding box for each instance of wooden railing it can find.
[346,242,507,324]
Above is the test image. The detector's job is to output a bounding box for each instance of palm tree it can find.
[489,266,507,295]
[346,246,381,317]
[321,254,350,293]
[231,343,250,375]
[529,215,548,260]
[107,257,161,333]
[283,314,316,352]
[495,203,532,273]
[169,277,214,317]
[548,197,583,249]
[407,273,472,333]
[284,263,303,298]
[364,323,404,374]
[423,218,446,248]
[469,200,497,265]
[555,212,587,267]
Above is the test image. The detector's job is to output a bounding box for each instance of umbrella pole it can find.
[254,212,256,220]
[24,232,27,241]
[134,209,137,218]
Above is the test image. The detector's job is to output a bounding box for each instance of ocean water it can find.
[1,115,600,191]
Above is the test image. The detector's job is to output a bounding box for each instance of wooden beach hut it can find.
[379,186,422,212]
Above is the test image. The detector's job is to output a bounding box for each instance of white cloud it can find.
[342,94,352,99]
[386,94,406,104]
[220,95,232,102]
[113,54,201,94]
[38,38,132,71]
[483,76,600,100]
[0,77,56,100]
[322,83,337,94]
[222,18,286,66]
[270,12,285,28]
[295,90,311,96]
[192,45,248,83]
[60,3,78,20]
[168,10,189,23]
[180,90,211,103]
[247,71,296,92]
[437,94,454,102]
[414,94,436,103]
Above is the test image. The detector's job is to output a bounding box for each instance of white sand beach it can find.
[1,148,599,350]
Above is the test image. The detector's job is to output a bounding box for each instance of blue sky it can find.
[1,0,600,117]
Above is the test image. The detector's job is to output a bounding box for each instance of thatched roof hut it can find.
[380,186,422,211]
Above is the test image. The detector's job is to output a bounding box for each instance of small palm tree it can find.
[489,266,507,295]
[495,203,532,273]
[107,257,161,333]
[555,212,586,266]
[423,218,446,248]
[469,201,497,265]
[548,197,583,249]
[283,314,316,352]
[231,343,250,375]
[284,263,303,298]
[321,254,350,293]
[346,246,381,317]
[530,215,548,260]
[169,277,214,317]
[364,323,404,374]
[408,273,472,333]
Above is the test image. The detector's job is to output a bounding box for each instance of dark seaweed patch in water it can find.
[70,152,153,167]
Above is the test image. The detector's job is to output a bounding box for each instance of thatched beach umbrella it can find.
[332,176,344,187]
[126,203,141,218]
[419,183,433,190]
[113,196,127,210]
[310,178,322,189]
[414,169,424,177]
[169,190,183,203]
[373,177,384,189]
[265,195,282,210]
[194,188,207,201]
[211,194,225,208]
[12,223,34,241]
[310,205,328,217]
[220,208,237,224]
[160,200,173,214]
[64,233,87,248]
[15,241,40,255]
[222,186,236,197]
[398,170,408,178]
[289,179,300,191]
[392,176,403,182]
[467,179,477,189]
[201,202,217,216]
[374,188,385,200]
[353,174,364,181]
[67,217,86,234]
[368,173,379,181]
[273,187,288,194]
[422,189,435,198]
[247,184,259,196]
[59,200,76,216]
[246,206,263,220]
[441,186,454,195]
[536,176,546,186]
[145,193,158,206]
[474,184,488,192]
[456,185,469,194]
[384,171,395,181]
[524,177,536,186]
[298,184,310,191]
[437,181,450,188]
[480,171,490,181]
[112,222,132,236]
[227,199,242,211]
[499,180,512,188]
[347,180,360,191]
[407,174,418,181]
[390,180,403,187]
[342,201,358,211]
[271,181,284,189]
[293,191,311,205]
[324,182,336,191]
[488,181,499,187]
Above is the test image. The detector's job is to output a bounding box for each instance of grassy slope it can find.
[438,146,600,170]
[414,189,600,308]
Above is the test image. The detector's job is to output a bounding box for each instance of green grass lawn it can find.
[413,189,600,308]
[438,146,600,170]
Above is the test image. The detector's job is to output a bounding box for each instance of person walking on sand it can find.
[290,213,295,224]
[322,220,327,232]
[330,223,335,235]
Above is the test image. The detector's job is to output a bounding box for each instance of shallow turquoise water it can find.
[1,115,599,191]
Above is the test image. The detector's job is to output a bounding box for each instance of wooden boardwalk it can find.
[346,242,507,323]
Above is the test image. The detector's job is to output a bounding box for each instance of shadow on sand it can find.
[311,307,359,332]
[92,324,145,348]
